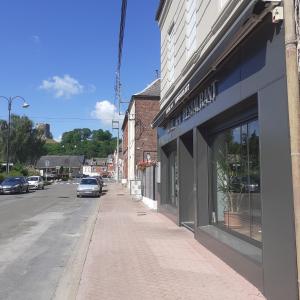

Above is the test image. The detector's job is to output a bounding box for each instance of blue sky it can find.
[0,0,160,140]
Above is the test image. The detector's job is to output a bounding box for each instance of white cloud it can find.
[91,100,123,126]
[39,75,84,98]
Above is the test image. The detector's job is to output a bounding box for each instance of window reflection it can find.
[211,120,261,243]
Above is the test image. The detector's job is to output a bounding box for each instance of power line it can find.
[115,0,128,115]
[0,115,116,121]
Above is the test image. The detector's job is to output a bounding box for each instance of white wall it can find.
[128,102,136,182]
[158,0,248,109]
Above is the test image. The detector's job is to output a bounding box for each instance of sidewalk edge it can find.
[53,196,101,300]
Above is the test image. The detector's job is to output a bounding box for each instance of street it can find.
[0,182,99,300]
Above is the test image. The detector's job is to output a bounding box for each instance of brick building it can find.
[122,78,160,184]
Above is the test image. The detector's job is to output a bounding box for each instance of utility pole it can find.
[284,1,300,297]
[112,120,120,182]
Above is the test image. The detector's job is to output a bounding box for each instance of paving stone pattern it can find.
[76,184,265,300]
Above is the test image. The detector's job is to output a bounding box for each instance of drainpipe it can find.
[284,0,300,297]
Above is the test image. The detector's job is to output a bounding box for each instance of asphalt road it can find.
[0,182,100,300]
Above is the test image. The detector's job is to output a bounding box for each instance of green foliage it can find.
[43,128,117,159]
[0,115,45,165]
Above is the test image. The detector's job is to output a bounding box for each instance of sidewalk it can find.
[76,183,264,300]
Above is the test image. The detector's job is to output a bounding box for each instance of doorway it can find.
[179,131,194,231]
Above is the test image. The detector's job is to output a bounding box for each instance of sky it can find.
[0,0,160,141]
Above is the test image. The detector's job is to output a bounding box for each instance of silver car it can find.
[27,176,44,190]
[77,178,101,198]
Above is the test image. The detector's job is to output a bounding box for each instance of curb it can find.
[53,195,102,300]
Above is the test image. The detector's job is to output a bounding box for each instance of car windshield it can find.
[80,179,98,185]
[3,178,21,184]
[28,177,39,181]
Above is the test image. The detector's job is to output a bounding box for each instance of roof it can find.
[122,79,161,132]
[36,155,85,169]
[133,78,160,98]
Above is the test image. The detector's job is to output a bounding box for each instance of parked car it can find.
[77,178,101,198]
[1,176,29,194]
[91,176,104,191]
[27,176,44,190]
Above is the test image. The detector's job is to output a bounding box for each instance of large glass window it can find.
[211,119,261,243]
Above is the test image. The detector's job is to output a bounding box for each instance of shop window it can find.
[211,119,261,243]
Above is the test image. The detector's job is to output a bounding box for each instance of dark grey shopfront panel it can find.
[178,131,194,228]
[259,79,298,300]
[156,15,298,298]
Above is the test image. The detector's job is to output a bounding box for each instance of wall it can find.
[128,102,136,181]
[135,99,160,164]
[158,0,250,109]
[157,15,298,300]
[122,121,129,179]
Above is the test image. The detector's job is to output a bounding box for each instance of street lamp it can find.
[0,96,30,173]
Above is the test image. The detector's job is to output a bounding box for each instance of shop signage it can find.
[167,81,217,130]
[183,80,216,119]
[166,81,216,117]
[166,83,190,115]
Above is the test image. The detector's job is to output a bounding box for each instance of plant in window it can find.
[214,143,245,228]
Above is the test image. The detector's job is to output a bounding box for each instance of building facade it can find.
[153,1,298,299]
[36,155,84,178]
[122,79,160,186]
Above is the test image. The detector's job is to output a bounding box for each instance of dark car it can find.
[1,176,29,194]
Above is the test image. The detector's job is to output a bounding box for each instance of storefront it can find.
[153,15,298,300]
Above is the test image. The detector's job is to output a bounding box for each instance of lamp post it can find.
[0,96,30,173]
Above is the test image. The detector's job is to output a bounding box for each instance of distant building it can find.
[122,78,160,185]
[36,123,52,139]
[36,155,84,178]
[83,157,111,177]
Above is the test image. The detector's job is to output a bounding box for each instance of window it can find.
[186,0,197,58]
[211,119,261,243]
[167,23,175,84]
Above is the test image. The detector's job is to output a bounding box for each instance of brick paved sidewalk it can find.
[76,183,264,300]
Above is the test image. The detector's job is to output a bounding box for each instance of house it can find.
[122,78,160,187]
[36,155,85,178]
[83,157,110,177]
[152,1,297,299]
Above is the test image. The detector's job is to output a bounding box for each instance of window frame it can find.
[208,117,262,248]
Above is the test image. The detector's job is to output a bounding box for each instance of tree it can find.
[43,128,118,159]
[0,115,45,165]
